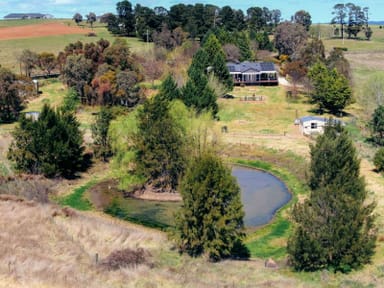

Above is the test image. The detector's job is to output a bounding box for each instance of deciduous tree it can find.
[61,54,94,104]
[0,68,23,123]
[326,48,351,81]
[274,21,307,58]
[293,10,312,31]
[86,12,97,29]
[38,52,57,77]
[73,13,83,25]
[332,4,347,40]
[18,49,38,77]
[308,61,352,114]
[116,0,135,36]
[284,60,307,96]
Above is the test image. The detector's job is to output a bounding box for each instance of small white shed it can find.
[297,116,342,136]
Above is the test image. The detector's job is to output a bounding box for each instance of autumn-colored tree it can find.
[284,60,307,97]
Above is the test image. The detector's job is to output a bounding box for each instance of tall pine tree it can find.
[133,93,185,191]
[175,151,247,261]
[203,34,233,91]
[91,107,113,161]
[287,124,376,272]
[182,50,218,116]
[158,74,180,101]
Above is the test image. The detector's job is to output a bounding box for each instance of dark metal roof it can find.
[226,61,276,73]
[4,13,48,19]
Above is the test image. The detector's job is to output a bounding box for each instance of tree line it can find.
[96,1,282,41]
[332,3,372,40]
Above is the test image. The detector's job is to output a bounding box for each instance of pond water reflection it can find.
[232,166,291,227]
[101,166,292,229]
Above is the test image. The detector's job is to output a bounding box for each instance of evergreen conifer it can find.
[287,124,376,272]
[175,152,247,261]
[134,93,185,190]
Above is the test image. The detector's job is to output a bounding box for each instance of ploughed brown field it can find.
[0,22,91,40]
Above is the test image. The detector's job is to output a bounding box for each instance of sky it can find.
[1,0,383,23]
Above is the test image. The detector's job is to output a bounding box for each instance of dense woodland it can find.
[0,0,381,275]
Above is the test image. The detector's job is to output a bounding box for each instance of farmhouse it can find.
[297,116,343,136]
[4,13,53,20]
[226,61,278,86]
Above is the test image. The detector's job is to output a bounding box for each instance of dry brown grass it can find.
[7,196,382,288]
[0,198,169,288]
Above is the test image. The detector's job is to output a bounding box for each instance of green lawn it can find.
[57,181,95,211]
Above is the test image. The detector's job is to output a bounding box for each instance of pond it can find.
[101,166,292,229]
[232,166,291,227]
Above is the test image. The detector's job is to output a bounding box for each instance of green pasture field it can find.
[313,24,384,52]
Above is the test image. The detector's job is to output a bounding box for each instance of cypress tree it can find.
[203,34,233,91]
[287,124,376,272]
[8,104,84,178]
[236,31,253,61]
[91,107,113,161]
[175,152,247,261]
[134,93,185,191]
[158,74,180,101]
[182,52,218,116]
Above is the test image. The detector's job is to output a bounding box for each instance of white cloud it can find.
[50,0,76,4]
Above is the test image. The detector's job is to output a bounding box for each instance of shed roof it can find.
[299,116,343,125]
[4,13,47,19]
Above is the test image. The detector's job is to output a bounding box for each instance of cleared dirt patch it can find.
[0,22,91,40]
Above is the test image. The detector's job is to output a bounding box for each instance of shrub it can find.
[101,248,150,270]
[374,147,384,172]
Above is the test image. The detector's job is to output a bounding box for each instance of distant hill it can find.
[369,21,384,25]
